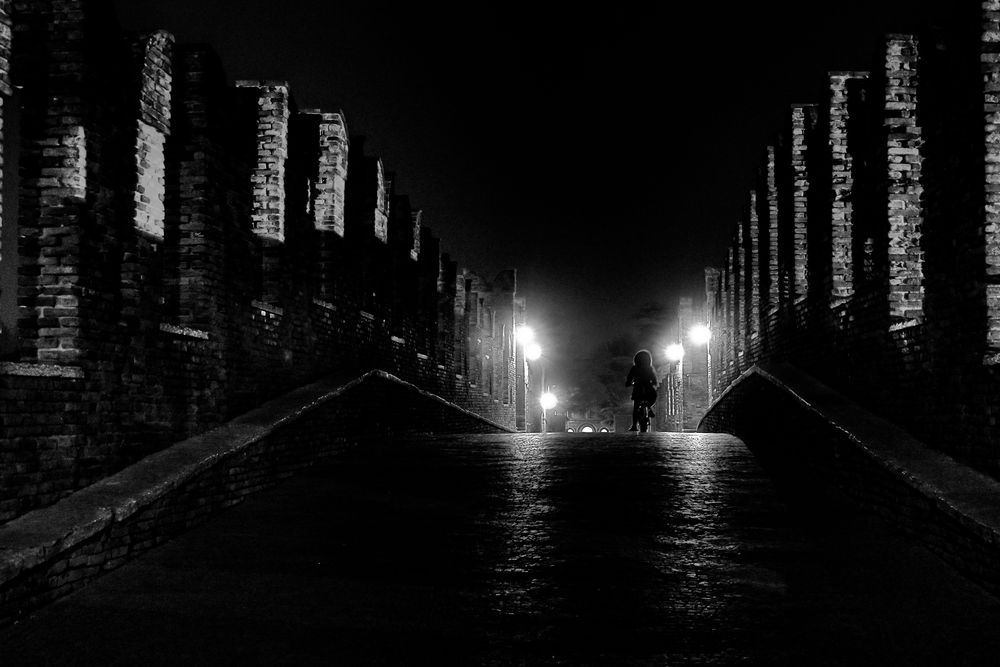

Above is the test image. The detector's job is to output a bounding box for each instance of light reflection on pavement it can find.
[4,432,1000,666]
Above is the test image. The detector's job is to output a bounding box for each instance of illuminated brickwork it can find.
[0,0,525,524]
[706,5,1000,481]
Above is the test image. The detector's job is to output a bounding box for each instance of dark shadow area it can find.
[6,431,1000,665]
[704,366,1000,602]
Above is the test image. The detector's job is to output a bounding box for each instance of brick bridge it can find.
[0,0,537,529]
[3,371,1000,664]
[5,2,1000,662]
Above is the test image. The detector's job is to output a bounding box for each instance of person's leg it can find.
[629,401,639,431]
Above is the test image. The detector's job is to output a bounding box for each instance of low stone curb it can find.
[0,369,511,625]
[702,361,1000,594]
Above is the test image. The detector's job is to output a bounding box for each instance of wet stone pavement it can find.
[4,432,1000,666]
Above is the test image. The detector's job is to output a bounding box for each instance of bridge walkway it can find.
[3,431,1000,665]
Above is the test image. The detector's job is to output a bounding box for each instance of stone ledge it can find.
[311,298,336,312]
[889,318,920,333]
[703,360,1000,596]
[234,79,290,89]
[159,323,209,340]
[0,362,83,379]
[0,369,513,626]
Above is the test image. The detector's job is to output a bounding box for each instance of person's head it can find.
[634,349,652,367]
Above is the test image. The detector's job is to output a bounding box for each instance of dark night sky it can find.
[111,0,945,391]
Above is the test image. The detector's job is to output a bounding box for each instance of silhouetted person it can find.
[625,349,658,431]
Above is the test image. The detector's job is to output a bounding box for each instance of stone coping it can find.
[0,370,513,585]
[0,362,83,379]
[703,361,1000,547]
[159,323,210,340]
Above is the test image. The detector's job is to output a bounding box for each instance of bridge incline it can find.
[4,431,1000,664]
[0,370,509,627]
[703,361,1000,599]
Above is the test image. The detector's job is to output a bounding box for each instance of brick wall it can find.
[0,0,527,525]
[700,367,1000,601]
[885,34,925,323]
[132,30,171,239]
[762,144,780,310]
[789,104,816,301]
[705,5,1000,481]
[0,371,511,627]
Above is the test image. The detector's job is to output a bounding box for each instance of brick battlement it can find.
[704,6,1000,481]
[0,1,530,524]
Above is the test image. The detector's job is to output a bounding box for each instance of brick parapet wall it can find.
[828,71,869,305]
[136,31,172,133]
[913,3,987,418]
[313,110,348,237]
[0,3,524,525]
[132,121,167,239]
[885,34,925,323]
[236,80,290,243]
[763,145,780,310]
[721,253,733,379]
[984,1,1000,348]
[790,105,816,300]
[805,95,833,303]
[437,252,458,371]
[165,46,242,332]
[0,1,10,97]
[0,368,85,522]
[709,252,1000,477]
[0,0,10,292]
[701,365,1000,604]
[415,225,439,355]
[14,0,88,364]
[746,190,761,343]
[0,371,512,627]
[730,237,743,371]
[707,9,1000,480]
[773,132,794,308]
[374,157,388,243]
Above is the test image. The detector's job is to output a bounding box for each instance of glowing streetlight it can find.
[540,390,557,434]
[524,341,543,430]
[518,326,549,432]
[689,324,712,346]
[516,327,539,433]
[665,343,685,362]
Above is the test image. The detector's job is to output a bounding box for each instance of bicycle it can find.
[635,399,653,433]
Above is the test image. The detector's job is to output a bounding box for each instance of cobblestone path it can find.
[4,432,1000,665]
